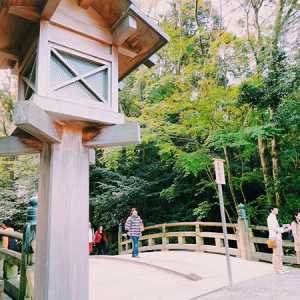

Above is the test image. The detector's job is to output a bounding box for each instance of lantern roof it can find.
[0,0,169,80]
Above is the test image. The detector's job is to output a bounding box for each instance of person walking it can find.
[89,222,95,255]
[94,225,108,255]
[124,208,143,258]
[267,205,289,274]
[291,211,300,264]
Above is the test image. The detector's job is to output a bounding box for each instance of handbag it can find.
[140,221,144,232]
[267,239,276,248]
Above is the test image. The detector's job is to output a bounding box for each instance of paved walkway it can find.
[89,251,294,300]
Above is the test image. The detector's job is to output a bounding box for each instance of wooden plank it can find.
[111,45,118,112]
[88,149,95,165]
[50,0,111,45]
[48,25,112,61]
[36,19,50,97]
[2,278,19,300]
[144,53,159,68]
[8,6,40,22]
[83,123,140,148]
[0,49,19,61]
[118,81,126,91]
[0,249,21,266]
[0,280,3,299]
[118,45,137,58]
[0,231,23,241]
[0,136,42,157]
[32,94,125,125]
[78,0,94,9]
[40,0,61,20]
[112,15,137,47]
[14,101,61,143]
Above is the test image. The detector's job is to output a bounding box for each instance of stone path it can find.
[89,251,285,300]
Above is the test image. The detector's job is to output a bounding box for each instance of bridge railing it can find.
[119,207,297,264]
[119,222,241,257]
[0,197,37,300]
[0,230,23,299]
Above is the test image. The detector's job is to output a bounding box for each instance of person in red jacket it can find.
[94,225,108,255]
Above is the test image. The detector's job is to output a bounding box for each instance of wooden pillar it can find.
[237,219,252,260]
[34,126,89,300]
[0,279,3,300]
[4,263,18,279]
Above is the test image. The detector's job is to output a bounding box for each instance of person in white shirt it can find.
[267,205,289,274]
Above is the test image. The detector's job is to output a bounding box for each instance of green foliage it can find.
[193,200,213,221]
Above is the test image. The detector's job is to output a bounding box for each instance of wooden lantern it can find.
[0,1,169,299]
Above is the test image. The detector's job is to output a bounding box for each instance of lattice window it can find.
[50,48,109,103]
[22,55,36,100]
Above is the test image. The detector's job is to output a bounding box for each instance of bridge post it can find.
[237,204,251,260]
[162,225,167,251]
[19,196,38,300]
[0,279,3,300]
[3,263,18,280]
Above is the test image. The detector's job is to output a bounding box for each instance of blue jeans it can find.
[131,236,139,257]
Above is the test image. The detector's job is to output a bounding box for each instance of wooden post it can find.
[237,204,251,260]
[162,225,166,251]
[0,280,3,300]
[4,263,18,279]
[195,223,201,252]
[34,126,89,300]
[237,219,252,260]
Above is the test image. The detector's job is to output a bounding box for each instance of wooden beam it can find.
[32,94,125,125]
[0,136,42,157]
[78,0,93,9]
[118,45,137,58]
[88,149,95,165]
[144,53,159,68]
[14,101,61,143]
[0,49,19,61]
[83,123,140,148]
[40,0,61,20]
[112,15,137,47]
[8,6,40,22]
[118,81,126,91]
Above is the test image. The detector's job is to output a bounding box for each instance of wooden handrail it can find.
[119,221,240,257]
[119,220,298,265]
[0,230,23,241]
[144,222,237,231]
[0,249,21,266]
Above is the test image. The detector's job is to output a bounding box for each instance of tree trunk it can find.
[271,136,285,206]
[258,114,273,203]
[223,146,238,215]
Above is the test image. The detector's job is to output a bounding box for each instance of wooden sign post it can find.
[0,1,169,299]
[213,158,233,289]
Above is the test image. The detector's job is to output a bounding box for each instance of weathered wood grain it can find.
[112,15,137,47]
[8,6,40,22]
[32,94,125,125]
[35,127,89,300]
[83,123,140,148]
[0,136,42,157]
[14,101,61,143]
[40,0,61,20]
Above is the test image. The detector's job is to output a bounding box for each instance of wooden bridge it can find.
[119,219,298,265]
[0,203,298,299]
